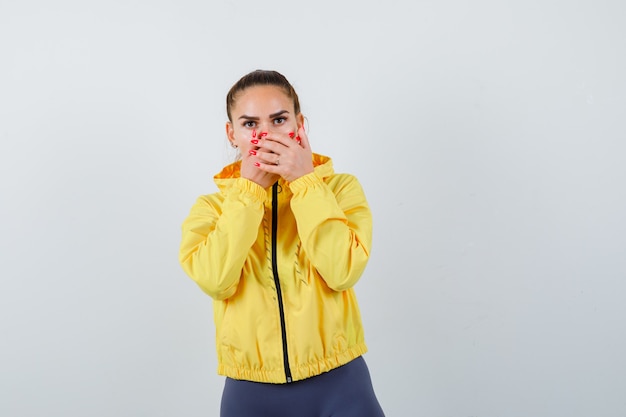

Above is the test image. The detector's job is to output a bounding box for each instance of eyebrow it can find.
[238,110,290,120]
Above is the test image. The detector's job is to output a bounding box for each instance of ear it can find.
[297,113,305,130]
[225,121,236,146]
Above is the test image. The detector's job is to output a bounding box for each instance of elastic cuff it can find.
[231,177,267,203]
[289,171,323,194]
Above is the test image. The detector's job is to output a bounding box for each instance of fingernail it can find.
[251,139,258,144]
[289,132,295,138]
[252,130,257,138]
[260,132,268,137]
[249,150,257,155]
[295,136,301,142]
[254,162,261,167]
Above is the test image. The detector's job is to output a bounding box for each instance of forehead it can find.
[232,85,293,114]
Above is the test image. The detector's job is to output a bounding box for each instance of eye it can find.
[242,120,256,128]
[273,117,286,125]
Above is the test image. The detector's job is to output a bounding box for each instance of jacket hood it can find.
[214,153,334,192]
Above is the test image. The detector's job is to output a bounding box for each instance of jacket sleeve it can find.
[178,178,266,300]
[289,172,372,291]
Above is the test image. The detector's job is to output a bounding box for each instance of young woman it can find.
[179,70,385,417]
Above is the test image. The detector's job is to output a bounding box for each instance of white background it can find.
[1,0,625,416]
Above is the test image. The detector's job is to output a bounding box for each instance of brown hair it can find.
[226,70,301,121]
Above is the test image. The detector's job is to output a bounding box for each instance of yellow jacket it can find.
[179,154,372,383]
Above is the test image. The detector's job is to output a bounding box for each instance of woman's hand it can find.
[251,126,314,182]
[240,149,281,189]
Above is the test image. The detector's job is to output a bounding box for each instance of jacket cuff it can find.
[231,177,267,203]
[289,171,323,194]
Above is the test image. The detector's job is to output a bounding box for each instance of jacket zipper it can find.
[272,182,293,383]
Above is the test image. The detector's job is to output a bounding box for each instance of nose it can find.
[257,122,274,136]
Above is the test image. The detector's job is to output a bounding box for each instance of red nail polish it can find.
[260,132,268,137]
[295,136,301,142]
[254,162,261,167]
[289,132,295,138]
[252,130,257,138]
[251,139,258,144]
[249,150,257,155]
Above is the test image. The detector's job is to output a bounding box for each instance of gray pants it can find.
[220,356,385,417]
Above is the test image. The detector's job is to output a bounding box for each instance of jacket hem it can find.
[217,342,368,384]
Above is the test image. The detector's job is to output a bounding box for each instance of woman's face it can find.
[226,85,303,154]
